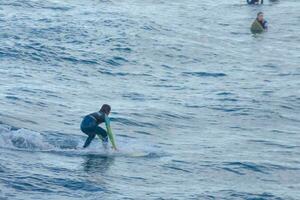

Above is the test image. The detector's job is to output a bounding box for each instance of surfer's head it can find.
[257,12,264,22]
[100,104,111,115]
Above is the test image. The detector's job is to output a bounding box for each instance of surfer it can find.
[247,0,263,4]
[251,12,268,33]
[80,104,117,150]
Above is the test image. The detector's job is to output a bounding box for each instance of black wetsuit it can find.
[80,111,108,148]
[258,19,268,30]
[247,0,263,4]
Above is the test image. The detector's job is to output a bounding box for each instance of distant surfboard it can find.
[247,0,263,4]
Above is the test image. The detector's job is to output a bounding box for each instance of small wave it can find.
[5,95,20,101]
[1,1,73,11]
[221,161,300,175]
[99,70,151,78]
[278,73,300,77]
[122,92,146,101]
[152,112,194,121]
[182,71,227,77]
[200,190,285,200]
[0,164,6,173]
[113,117,155,128]
[47,177,103,192]
[103,56,128,67]
[222,161,269,174]
[222,167,245,175]
[271,129,298,135]
[248,139,299,149]
[111,47,132,53]
[2,175,103,193]
[218,98,238,102]
[118,134,136,139]
[163,165,192,173]
[217,92,234,96]
[60,56,99,65]
[210,106,245,113]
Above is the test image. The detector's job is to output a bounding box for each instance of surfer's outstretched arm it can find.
[105,115,117,150]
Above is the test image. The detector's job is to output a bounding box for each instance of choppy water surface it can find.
[0,0,300,199]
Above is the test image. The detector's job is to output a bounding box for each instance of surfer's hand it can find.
[112,147,118,151]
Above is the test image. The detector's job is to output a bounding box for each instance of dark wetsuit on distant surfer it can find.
[247,0,263,4]
[80,104,117,150]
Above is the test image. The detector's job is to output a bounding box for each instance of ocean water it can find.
[0,0,300,199]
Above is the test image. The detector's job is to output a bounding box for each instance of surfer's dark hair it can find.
[257,12,263,17]
[100,104,111,115]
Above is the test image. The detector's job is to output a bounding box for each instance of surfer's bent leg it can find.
[81,116,98,148]
[83,133,96,148]
[82,127,107,148]
[94,126,108,142]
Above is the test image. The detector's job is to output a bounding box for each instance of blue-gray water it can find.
[0,0,300,199]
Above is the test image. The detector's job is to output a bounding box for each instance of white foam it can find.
[0,125,53,150]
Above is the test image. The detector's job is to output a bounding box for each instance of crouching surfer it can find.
[80,104,117,150]
[251,12,268,34]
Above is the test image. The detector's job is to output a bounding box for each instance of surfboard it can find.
[128,152,149,157]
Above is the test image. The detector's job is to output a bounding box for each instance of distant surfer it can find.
[247,0,263,4]
[251,12,268,34]
[80,104,117,150]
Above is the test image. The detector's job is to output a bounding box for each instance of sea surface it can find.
[0,0,300,199]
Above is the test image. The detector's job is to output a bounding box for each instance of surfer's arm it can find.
[105,115,117,150]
